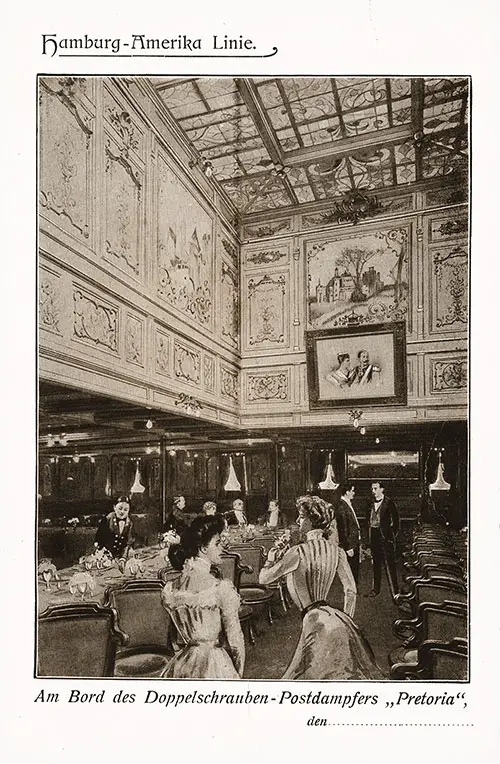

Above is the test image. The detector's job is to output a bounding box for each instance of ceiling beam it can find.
[236,78,299,206]
[411,78,425,182]
[284,124,414,167]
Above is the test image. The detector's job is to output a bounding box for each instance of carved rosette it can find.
[125,315,143,366]
[174,342,201,386]
[220,367,239,402]
[39,271,61,334]
[39,78,92,239]
[73,289,118,352]
[155,331,171,377]
[203,355,216,394]
[221,262,239,349]
[432,360,467,392]
[247,273,288,347]
[247,373,289,402]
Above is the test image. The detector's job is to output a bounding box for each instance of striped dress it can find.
[260,529,384,680]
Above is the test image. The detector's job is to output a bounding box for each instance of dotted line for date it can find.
[326,723,474,727]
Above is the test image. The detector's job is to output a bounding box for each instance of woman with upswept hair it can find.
[160,514,245,679]
[259,495,383,680]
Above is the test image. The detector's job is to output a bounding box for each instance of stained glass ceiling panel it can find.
[154,76,469,215]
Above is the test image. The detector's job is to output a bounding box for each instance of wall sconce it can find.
[429,449,451,493]
[349,410,363,429]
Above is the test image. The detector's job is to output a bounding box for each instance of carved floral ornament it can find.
[175,393,202,416]
[221,367,239,401]
[105,108,142,193]
[433,247,468,328]
[40,77,92,145]
[246,249,287,266]
[174,343,201,386]
[247,373,289,402]
[433,360,467,391]
[39,274,61,334]
[73,290,118,352]
[125,316,143,366]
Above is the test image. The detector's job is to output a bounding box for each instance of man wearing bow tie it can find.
[367,481,399,598]
[95,495,134,558]
[335,484,361,584]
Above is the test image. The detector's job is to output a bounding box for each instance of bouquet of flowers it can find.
[79,548,113,570]
[158,529,181,549]
[266,529,291,564]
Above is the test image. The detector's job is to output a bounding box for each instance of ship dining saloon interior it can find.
[38,76,469,681]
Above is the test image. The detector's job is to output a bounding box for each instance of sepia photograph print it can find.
[37,75,469,682]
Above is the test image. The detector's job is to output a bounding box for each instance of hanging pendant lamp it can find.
[130,460,146,494]
[224,455,241,492]
[429,451,451,493]
[319,452,339,490]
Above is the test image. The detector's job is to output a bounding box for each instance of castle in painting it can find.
[315,266,384,304]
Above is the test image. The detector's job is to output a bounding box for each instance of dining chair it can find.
[104,579,173,677]
[38,602,127,677]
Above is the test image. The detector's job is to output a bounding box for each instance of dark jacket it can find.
[369,496,400,543]
[95,512,134,558]
[335,499,361,552]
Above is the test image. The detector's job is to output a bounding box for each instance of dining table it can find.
[37,526,289,614]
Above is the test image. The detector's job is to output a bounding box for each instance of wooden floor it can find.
[243,557,401,680]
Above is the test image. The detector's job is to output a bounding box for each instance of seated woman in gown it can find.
[259,495,384,681]
[160,514,245,679]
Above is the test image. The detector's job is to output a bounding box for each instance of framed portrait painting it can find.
[305,321,407,409]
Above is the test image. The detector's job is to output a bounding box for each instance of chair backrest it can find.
[38,603,125,677]
[416,581,467,607]
[229,545,265,585]
[422,603,467,642]
[105,579,171,650]
[252,537,276,555]
[421,639,468,680]
[158,566,181,584]
[216,552,242,587]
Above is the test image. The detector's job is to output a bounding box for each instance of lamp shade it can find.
[429,452,451,493]
[224,455,241,492]
[319,453,339,490]
[130,461,146,494]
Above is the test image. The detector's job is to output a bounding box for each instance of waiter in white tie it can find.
[334,484,361,585]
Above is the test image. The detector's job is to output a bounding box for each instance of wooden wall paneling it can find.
[243,268,291,354]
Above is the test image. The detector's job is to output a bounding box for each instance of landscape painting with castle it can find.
[307,227,409,329]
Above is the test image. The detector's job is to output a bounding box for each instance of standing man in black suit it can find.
[335,483,361,585]
[367,481,400,598]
